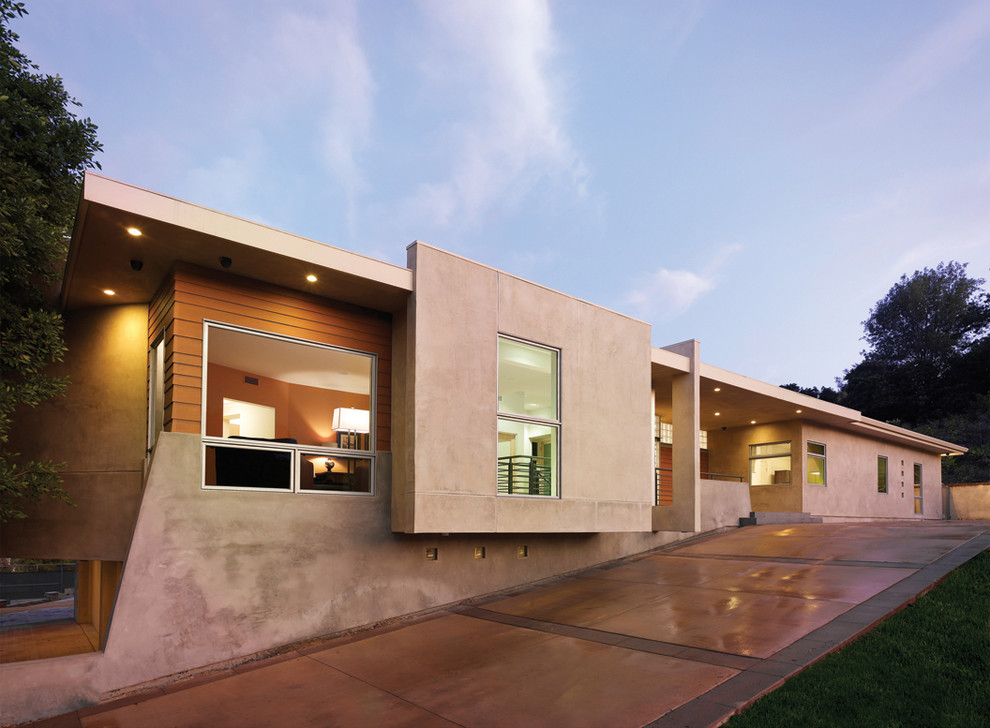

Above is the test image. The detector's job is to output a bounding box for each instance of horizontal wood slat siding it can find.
[169,263,393,451]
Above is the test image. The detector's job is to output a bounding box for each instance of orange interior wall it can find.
[206,363,370,444]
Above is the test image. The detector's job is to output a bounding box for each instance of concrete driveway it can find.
[30,521,990,728]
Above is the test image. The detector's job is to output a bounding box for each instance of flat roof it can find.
[62,173,413,313]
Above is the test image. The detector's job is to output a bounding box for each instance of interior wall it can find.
[204,363,370,443]
[1,305,147,560]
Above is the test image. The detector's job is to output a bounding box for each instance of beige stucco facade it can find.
[392,244,654,534]
[0,174,967,724]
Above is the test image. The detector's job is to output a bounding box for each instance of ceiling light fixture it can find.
[714,412,721,416]
[126,227,142,236]
[103,289,116,296]
[713,387,721,392]
[795,409,802,414]
[750,420,757,425]
[306,274,317,282]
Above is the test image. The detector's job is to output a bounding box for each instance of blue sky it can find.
[15,0,990,388]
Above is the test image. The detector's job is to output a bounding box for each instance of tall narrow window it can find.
[497,336,559,497]
[749,441,791,486]
[877,456,888,494]
[148,337,165,453]
[807,442,826,486]
[913,463,923,514]
[201,323,375,494]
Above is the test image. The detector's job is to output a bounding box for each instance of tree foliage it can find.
[862,261,989,374]
[0,1,102,522]
[782,262,989,482]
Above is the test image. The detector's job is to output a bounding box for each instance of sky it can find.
[13,0,990,388]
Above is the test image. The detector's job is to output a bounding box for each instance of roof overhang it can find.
[651,349,967,455]
[62,173,414,313]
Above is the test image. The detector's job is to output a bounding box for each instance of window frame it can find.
[877,455,888,494]
[806,441,826,486]
[496,334,561,498]
[200,321,376,495]
[913,462,923,514]
[748,440,792,486]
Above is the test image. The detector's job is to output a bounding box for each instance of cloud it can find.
[268,3,375,237]
[860,1,990,121]
[622,244,742,320]
[401,0,586,232]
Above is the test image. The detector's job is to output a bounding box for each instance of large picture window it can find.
[749,441,791,486]
[201,322,375,494]
[497,336,559,497]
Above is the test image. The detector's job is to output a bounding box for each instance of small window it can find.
[807,442,826,486]
[877,456,888,494]
[750,441,791,486]
[497,336,559,497]
[913,463,923,514]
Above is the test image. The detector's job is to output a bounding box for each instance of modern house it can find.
[0,174,965,724]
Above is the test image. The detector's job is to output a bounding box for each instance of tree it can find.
[0,0,102,522]
[862,261,990,375]
[779,383,841,404]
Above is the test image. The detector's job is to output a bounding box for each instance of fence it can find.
[0,563,77,601]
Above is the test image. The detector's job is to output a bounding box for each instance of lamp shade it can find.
[332,407,370,433]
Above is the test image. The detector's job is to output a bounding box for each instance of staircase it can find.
[739,511,823,527]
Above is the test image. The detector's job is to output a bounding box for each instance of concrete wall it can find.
[700,479,751,532]
[1,305,147,560]
[0,432,685,725]
[801,424,943,520]
[944,483,990,520]
[394,244,654,533]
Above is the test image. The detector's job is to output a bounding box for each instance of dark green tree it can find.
[844,263,989,421]
[862,261,989,374]
[842,262,989,482]
[0,0,101,521]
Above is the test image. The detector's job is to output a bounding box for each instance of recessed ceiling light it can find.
[103,289,116,296]
[306,274,317,282]
[795,409,802,414]
[713,387,721,392]
[714,412,721,416]
[126,227,142,236]
[750,420,757,425]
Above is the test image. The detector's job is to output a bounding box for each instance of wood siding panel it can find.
[158,263,392,450]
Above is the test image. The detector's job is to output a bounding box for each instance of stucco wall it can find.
[1,305,147,560]
[700,479,751,532]
[396,244,654,533]
[944,483,990,520]
[0,432,684,725]
[801,424,943,520]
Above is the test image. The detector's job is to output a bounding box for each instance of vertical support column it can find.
[652,340,701,532]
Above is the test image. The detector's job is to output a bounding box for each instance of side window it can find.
[749,441,791,485]
[201,323,375,494]
[148,336,165,452]
[807,442,826,486]
[877,456,888,494]
[497,336,560,497]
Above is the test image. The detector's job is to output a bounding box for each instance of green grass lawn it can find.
[725,551,990,728]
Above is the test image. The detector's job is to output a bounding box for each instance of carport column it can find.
[670,340,702,532]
